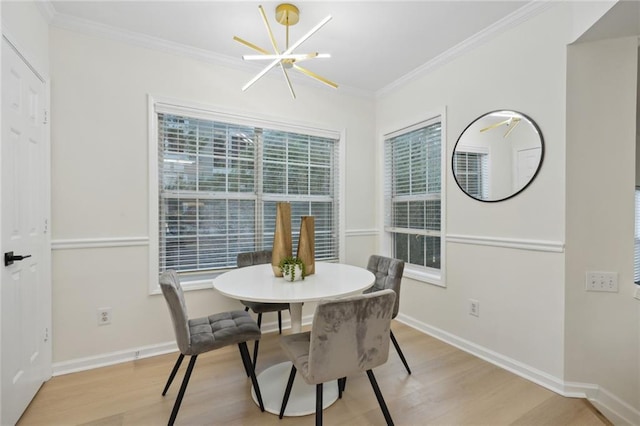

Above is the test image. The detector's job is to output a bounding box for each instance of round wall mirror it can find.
[452,110,544,202]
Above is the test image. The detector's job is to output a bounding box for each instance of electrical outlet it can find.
[469,299,479,317]
[585,271,618,292]
[97,307,112,325]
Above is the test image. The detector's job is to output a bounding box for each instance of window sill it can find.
[403,265,445,288]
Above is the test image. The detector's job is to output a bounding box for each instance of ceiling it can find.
[47,1,531,95]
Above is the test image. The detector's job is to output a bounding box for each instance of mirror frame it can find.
[452,110,544,203]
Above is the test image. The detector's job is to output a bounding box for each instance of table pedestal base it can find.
[251,361,339,416]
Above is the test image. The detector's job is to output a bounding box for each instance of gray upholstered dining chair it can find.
[278,289,397,426]
[237,250,290,370]
[364,255,411,374]
[159,270,264,426]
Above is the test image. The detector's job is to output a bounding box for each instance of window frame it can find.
[379,109,446,287]
[148,96,345,294]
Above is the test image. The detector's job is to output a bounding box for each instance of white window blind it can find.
[453,150,489,199]
[157,110,339,275]
[384,118,442,270]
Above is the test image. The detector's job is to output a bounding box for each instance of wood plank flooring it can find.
[18,322,611,425]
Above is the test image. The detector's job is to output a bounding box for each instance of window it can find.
[151,101,340,287]
[384,116,443,280]
[453,148,489,199]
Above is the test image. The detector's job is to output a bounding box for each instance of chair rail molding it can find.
[52,236,149,250]
[446,234,565,253]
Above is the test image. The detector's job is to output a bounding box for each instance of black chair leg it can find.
[279,365,297,419]
[366,369,394,426]
[278,310,282,334]
[390,330,411,374]
[239,342,265,412]
[252,313,263,371]
[338,377,346,399]
[162,354,184,396]
[316,383,323,426]
[168,355,197,426]
[238,344,252,377]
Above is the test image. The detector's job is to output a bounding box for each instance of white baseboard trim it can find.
[52,314,315,377]
[53,341,178,376]
[396,314,639,425]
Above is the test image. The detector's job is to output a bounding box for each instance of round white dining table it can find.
[212,261,375,416]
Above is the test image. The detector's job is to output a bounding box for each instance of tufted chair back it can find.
[303,289,396,385]
[364,255,405,319]
[237,249,272,268]
[160,270,191,355]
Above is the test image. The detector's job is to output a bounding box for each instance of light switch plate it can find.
[585,271,618,292]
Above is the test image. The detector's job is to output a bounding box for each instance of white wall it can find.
[377,2,640,421]
[1,2,49,77]
[566,36,640,421]
[377,3,569,380]
[49,27,376,363]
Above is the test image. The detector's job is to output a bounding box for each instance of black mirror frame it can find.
[452,110,544,203]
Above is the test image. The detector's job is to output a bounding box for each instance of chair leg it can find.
[390,330,411,374]
[238,344,252,377]
[278,310,282,334]
[162,353,185,396]
[252,313,263,371]
[338,377,347,399]
[168,355,197,426]
[279,365,297,419]
[366,369,394,426]
[316,383,323,426]
[239,342,265,412]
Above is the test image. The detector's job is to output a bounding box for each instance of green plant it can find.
[279,256,306,281]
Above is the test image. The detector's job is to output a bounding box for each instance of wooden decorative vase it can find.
[296,216,315,276]
[272,202,293,276]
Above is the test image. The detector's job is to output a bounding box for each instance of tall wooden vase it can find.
[296,216,315,276]
[271,202,292,276]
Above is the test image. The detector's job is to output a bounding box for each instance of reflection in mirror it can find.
[452,110,543,202]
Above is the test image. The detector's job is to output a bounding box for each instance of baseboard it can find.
[52,314,315,377]
[53,341,178,376]
[396,314,640,425]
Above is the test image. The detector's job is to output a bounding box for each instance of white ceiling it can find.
[47,1,531,95]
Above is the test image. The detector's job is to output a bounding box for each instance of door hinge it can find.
[44,327,49,343]
[43,109,48,124]
[44,219,48,234]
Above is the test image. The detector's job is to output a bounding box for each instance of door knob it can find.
[4,251,32,267]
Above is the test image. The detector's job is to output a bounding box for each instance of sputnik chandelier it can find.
[233,3,338,99]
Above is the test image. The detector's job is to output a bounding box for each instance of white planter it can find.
[282,264,304,282]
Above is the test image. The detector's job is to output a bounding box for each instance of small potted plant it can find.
[279,256,306,282]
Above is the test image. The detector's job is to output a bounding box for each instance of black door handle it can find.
[4,251,32,267]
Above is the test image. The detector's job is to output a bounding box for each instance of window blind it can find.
[157,111,339,274]
[384,118,442,269]
[453,151,489,199]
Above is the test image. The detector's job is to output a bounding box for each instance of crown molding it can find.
[48,10,373,100]
[35,0,56,23]
[376,0,555,98]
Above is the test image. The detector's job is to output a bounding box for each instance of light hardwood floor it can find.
[18,322,611,426]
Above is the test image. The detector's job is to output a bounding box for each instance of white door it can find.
[1,36,51,425]
[515,146,542,191]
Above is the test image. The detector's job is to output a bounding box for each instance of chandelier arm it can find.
[233,36,270,55]
[242,59,283,91]
[243,53,320,61]
[259,5,281,54]
[293,64,338,89]
[280,64,296,99]
[284,15,332,55]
